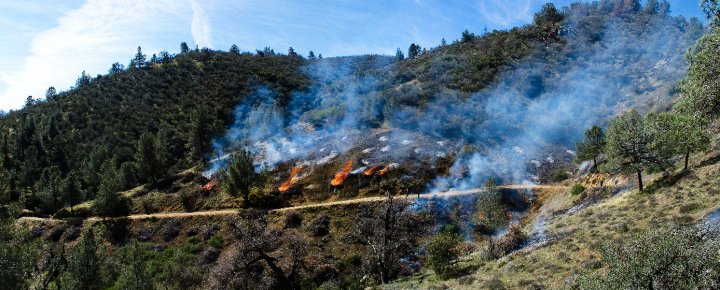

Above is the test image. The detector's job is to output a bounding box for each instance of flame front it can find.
[203,178,219,191]
[363,165,380,176]
[376,165,390,176]
[331,161,353,186]
[279,165,303,192]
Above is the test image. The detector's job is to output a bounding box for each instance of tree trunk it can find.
[593,157,597,172]
[637,170,643,191]
[684,150,690,170]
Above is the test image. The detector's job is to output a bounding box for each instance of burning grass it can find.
[278,165,303,192]
[331,161,353,186]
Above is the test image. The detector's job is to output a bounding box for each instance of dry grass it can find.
[390,151,720,289]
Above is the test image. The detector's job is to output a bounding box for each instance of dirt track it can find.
[18,184,568,223]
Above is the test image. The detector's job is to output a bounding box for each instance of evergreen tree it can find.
[576,125,606,170]
[45,86,57,101]
[130,46,146,68]
[80,146,108,197]
[36,166,62,214]
[287,47,298,57]
[461,29,475,43]
[474,178,508,233]
[647,112,710,170]
[308,51,316,59]
[92,159,130,218]
[676,26,720,119]
[426,224,462,278]
[61,230,105,290]
[187,107,212,164]
[108,62,125,75]
[60,172,82,215]
[116,241,153,290]
[221,149,256,207]
[180,42,189,54]
[395,48,405,60]
[644,0,659,15]
[229,44,240,54]
[76,71,91,87]
[134,131,170,183]
[604,110,664,191]
[408,43,421,59]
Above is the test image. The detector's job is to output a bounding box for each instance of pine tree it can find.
[130,46,146,69]
[92,159,130,218]
[576,125,606,170]
[180,42,189,54]
[395,48,405,60]
[604,110,665,191]
[221,149,256,208]
[134,131,170,183]
[187,107,212,165]
[116,241,153,290]
[61,230,105,290]
[408,43,421,59]
[229,44,240,54]
[647,112,710,170]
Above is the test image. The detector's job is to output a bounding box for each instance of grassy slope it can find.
[389,150,720,289]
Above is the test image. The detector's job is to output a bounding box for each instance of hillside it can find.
[2,1,720,289]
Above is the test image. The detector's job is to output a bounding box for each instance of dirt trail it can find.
[18,185,568,223]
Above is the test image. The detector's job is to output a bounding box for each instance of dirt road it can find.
[18,184,568,222]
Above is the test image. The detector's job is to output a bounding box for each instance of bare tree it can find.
[210,209,308,290]
[348,191,430,284]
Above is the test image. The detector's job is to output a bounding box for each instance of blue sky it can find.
[0,0,707,111]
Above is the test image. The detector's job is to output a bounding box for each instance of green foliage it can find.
[114,241,153,290]
[551,169,570,182]
[92,159,131,217]
[646,112,710,169]
[475,179,509,234]
[576,125,606,169]
[604,110,666,191]
[221,149,256,207]
[578,227,720,289]
[61,229,107,290]
[395,48,404,60]
[134,130,171,183]
[426,224,462,278]
[408,43,421,59]
[570,184,586,196]
[676,26,720,119]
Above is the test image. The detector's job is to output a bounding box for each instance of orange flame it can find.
[203,178,219,191]
[331,161,353,186]
[363,165,381,176]
[376,165,390,176]
[279,165,303,192]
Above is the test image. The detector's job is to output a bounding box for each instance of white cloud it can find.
[191,0,213,48]
[0,0,194,110]
[476,0,534,28]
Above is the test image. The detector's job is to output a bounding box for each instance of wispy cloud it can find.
[476,0,534,28]
[191,0,213,48]
[0,0,193,110]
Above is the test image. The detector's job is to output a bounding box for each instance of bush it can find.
[474,180,509,234]
[552,169,570,181]
[426,225,463,278]
[578,227,720,289]
[308,215,331,237]
[486,225,527,259]
[283,210,303,228]
[570,184,586,196]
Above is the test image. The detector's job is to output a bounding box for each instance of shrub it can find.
[284,210,303,228]
[308,215,331,237]
[426,225,463,278]
[578,227,720,289]
[570,184,586,196]
[486,225,527,259]
[474,180,509,234]
[552,169,570,181]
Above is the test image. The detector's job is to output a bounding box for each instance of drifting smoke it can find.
[392,10,700,191]
[205,56,392,175]
[207,5,700,195]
